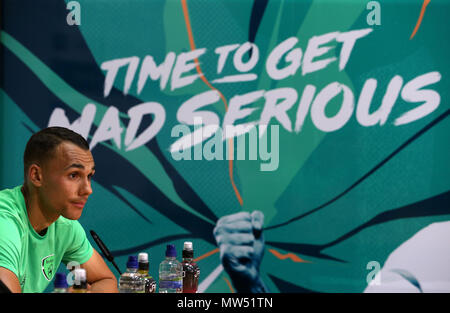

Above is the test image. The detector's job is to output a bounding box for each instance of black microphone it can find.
[90,230,122,275]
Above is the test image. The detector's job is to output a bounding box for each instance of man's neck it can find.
[21,185,59,234]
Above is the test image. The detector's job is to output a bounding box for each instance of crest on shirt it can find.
[41,254,55,281]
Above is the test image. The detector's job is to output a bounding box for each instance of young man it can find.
[0,127,118,293]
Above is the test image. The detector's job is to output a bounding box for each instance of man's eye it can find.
[69,173,78,179]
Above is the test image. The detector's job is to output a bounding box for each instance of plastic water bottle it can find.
[52,272,68,293]
[119,255,145,293]
[159,244,183,293]
[182,242,200,293]
[137,252,156,293]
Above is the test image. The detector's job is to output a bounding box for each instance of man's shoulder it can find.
[0,186,25,223]
[0,185,23,206]
[0,187,26,242]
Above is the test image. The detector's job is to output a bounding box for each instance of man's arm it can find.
[80,248,118,293]
[0,267,21,293]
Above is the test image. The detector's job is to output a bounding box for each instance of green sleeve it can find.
[0,213,22,277]
[62,220,93,266]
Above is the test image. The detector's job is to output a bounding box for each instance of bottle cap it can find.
[138,252,148,263]
[166,244,177,257]
[126,255,138,269]
[183,241,193,251]
[54,272,68,288]
[74,268,86,282]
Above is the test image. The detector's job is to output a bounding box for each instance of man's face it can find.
[38,141,95,220]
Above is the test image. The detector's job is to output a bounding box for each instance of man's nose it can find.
[80,178,93,196]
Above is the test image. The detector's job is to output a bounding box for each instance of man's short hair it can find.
[23,127,89,179]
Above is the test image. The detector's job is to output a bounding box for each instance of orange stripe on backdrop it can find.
[193,248,220,262]
[269,249,312,263]
[223,277,235,293]
[180,0,244,206]
[410,0,431,39]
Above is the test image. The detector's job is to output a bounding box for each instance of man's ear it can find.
[28,164,43,187]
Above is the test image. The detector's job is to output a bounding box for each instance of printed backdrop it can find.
[1,0,449,292]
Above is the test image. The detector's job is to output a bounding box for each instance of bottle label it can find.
[159,279,183,289]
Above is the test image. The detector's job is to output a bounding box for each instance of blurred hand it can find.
[213,211,266,292]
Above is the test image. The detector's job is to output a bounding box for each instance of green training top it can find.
[0,186,93,293]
